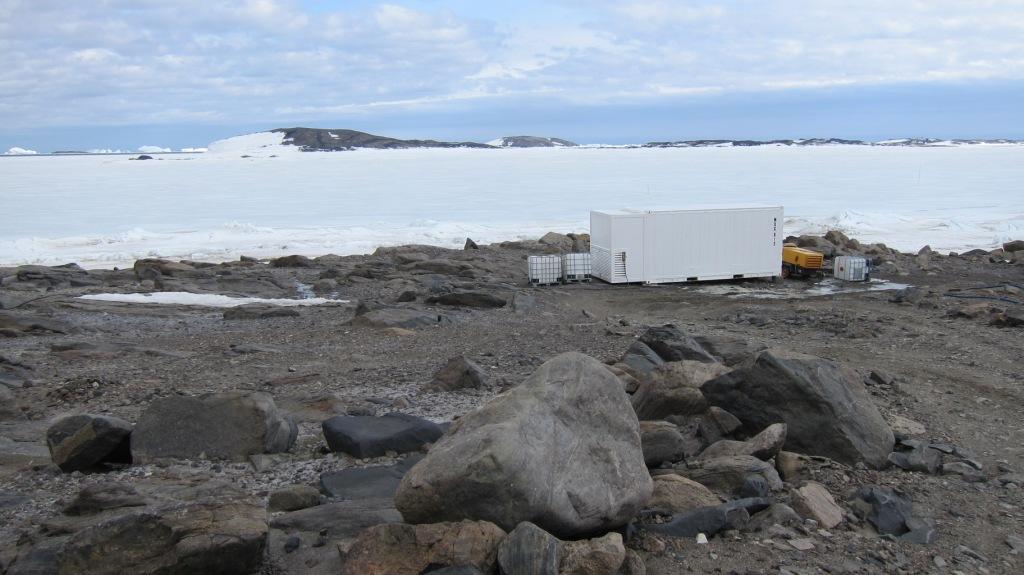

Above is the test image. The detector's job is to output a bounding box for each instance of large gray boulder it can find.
[46,414,132,472]
[394,352,651,538]
[700,350,894,469]
[131,391,297,463]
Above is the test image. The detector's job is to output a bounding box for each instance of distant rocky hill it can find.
[272,127,492,151]
[487,136,577,148]
[205,128,1022,153]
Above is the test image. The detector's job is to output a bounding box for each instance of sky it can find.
[2,0,1024,151]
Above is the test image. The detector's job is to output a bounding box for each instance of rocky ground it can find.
[0,231,1022,575]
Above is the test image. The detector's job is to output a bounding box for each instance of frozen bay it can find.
[2,145,1021,267]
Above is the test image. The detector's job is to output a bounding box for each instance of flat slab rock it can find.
[322,413,444,459]
[320,455,424,499]
[223,303,301,320]
[351,308,451,329]
[131,391,297,463]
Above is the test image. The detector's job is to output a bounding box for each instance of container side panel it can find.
[643,207,782,282]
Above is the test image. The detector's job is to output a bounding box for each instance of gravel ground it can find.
[1,238,1022,574]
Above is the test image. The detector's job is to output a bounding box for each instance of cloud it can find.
[1,0,1023,135]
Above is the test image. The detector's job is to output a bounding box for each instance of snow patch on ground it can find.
[206,132,299,157]
[79,292,348,307]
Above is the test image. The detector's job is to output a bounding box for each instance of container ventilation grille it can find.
[612,251,628,281]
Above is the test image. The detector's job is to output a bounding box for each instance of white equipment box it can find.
[562,253,591,282]
[527,255,562,286]
[833,256,869,281]
[590,205,783,284]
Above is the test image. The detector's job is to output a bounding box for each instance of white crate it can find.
[528,255,562,286]
[562,253,592,282]
[834,256,869,281]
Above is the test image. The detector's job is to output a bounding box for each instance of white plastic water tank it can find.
[590,205,783,284]
[561,253,591,282]
[527,255,562,285]
[833,256,869,281]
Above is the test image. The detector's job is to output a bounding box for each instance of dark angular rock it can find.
[639,325,717,363]
[46,414,132,472]
[497,521,561,575]
[852,485,935,544]
[640,497,770,538]
[888,443,942,474]
[322,413,443,459]
[425,292,507,308]
[739,475,771,499]
[270,254,314,267]
[464,238,479,250]
[223,304,301,320]
[619,341,664,380]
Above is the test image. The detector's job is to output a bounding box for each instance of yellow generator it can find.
[781,244,825,278]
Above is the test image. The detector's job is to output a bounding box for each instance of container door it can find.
[612,215,644,282]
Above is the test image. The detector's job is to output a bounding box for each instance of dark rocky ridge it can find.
[254,128,1023,151]
[272,127,493,151]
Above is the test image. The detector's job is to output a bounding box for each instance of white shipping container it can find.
[833,256,869,281]
[590,205,783,284]
[527,255,562,285]
[562,253,592,282]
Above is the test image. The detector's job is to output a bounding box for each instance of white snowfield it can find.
[79,292,347,307]
[1,139,1022,268]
